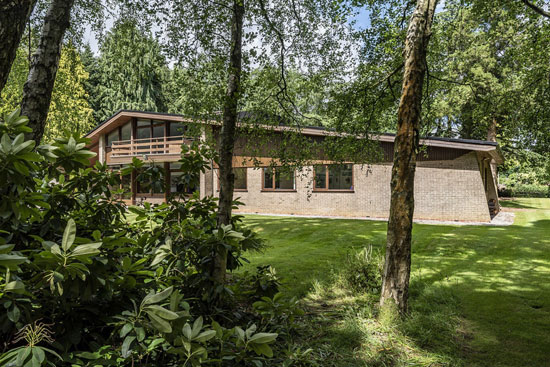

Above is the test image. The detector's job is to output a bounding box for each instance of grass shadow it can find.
[240,198,550,367]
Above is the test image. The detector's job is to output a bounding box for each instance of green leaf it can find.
[135,327,145,342]
[248,332,278,344]
[0,244,15,253]
[194,330,216,343]
[182,322,192,340]
[144,305,179,320]
[62,219,76,252]
[235,327,245,342]
[254,342,273,357]
[33,347,45,364]
[141,286,173,307]
[191,316,203,338]
[4,280,26,294]
[71,242,102,257]
[148,311,172,333]
[50,244,62,256]
[75,351,101,360]
[120,323,133,338]
[16,347,31,366]
[121,336,136,358]
[7,304,21,322]
[0,253,27,268]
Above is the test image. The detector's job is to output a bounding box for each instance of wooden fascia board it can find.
[86,111,501,158]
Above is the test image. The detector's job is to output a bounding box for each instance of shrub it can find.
[0,109,297,366]
[498,182,550,198]
[341,246,384,294]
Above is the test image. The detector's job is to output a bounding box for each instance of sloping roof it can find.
[85,110,503,162]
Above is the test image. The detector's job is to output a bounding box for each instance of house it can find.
[85,110,503,223]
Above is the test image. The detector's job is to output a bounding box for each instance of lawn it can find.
[240,198,550,367]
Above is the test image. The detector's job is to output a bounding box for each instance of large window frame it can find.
[169,163,198,196]
[313,164,354,192]
[261,167,296,192]
[216,167,248,192]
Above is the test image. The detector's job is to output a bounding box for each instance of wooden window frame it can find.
[215,167,248,192]
[169,167,199,196]
[261,167,296,192]
[135,164,166,198]
[313,164,354,193]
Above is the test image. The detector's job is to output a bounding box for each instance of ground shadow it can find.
[241,201,550,367]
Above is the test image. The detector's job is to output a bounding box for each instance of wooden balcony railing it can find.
[110,136,193,158]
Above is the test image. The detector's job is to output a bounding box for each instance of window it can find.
[137,125,151,140]
[169,163,197,195]
[136,164,165,195]
[314,164,353,191]
[234,168,247,190]
[215,168,247,191]
[106,129,119,147]
[262,167,295,191]
[170,122,186,136]
[120,123,131,141]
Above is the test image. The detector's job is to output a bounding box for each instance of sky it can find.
[83,2,446,56]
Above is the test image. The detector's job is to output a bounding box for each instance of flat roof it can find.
[85,110,502,162]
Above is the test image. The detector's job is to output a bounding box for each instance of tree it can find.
[1,44,94,141]
[521,0,550,18]
[160,0,350,287]
[21,0,76,144]
[0,0,35,93]
[42,46,94,142]
[380,0,438,313]
[92,19,169,122]
[212,0,245,285]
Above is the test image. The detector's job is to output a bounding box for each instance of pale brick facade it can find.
[86,111,503,223]
[207,151,491,222]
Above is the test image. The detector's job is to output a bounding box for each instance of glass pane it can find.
[170,171,197,194]
[153,124,164,138]
[314,165,326,189]
[170,123,186,136]
[137,119,150,127]
[234,168,247,190]
[137,127,151,140]
[275,168,294,190]
[169,162,181,170]
[263,168,273,189]
[121,123,131,141]
[137,179,151,194]
[328,164,353,190]
[106,130,119,147]
[121,167,132,199]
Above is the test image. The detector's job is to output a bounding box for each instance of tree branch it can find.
[521,0,550,18]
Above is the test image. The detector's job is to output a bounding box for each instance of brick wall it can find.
[207,151,491,222]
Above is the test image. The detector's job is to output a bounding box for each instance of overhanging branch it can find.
[520,0,550,18]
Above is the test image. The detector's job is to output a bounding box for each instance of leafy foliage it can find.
[0,110,303,366]
[0,44,94,143]
[91,19,169,122]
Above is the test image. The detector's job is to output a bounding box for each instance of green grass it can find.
[240,198,550,367]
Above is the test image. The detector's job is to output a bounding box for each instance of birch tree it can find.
[21,0,76,144]
[159,0,350,287]
[0,0,36,93]
[380,0,438,313]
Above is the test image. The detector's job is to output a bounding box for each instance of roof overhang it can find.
[86,110,504,163]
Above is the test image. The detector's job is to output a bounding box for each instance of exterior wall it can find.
[210,151,491,222]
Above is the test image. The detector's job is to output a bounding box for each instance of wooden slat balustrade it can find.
[111,136,192,157]
[106,136,193,165]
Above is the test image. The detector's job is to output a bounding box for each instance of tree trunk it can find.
[487,116,498,188]
[380,0,438,314]
[212,0,244,285]
[21,0,74,144]
[487,117,497,142]
[0,0,36,93]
